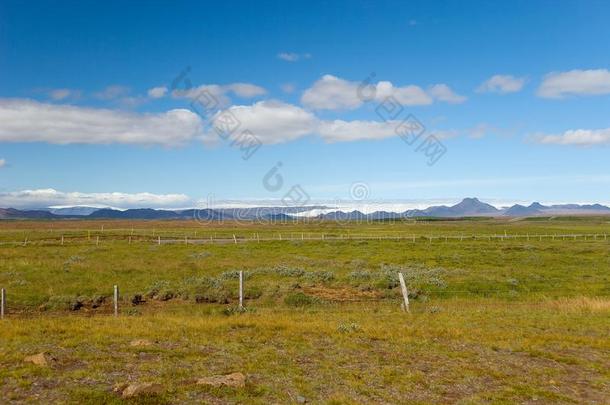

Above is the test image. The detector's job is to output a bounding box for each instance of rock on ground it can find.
[196,372,246,388]
[24,353,55,367]
[129,339,153,347]
[114,382,163,398]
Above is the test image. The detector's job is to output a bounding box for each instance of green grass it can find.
[0,218,609,403]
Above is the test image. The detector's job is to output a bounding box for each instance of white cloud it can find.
[537,69,610,98]
[318,120,400,142]
[94,85,130,100]
[209,100,437,144]
[477,75,526,94]
[0,158,5,168]
[376,81,434,106]
[147,86,168,99]
[208,100,318,144]
[277,52,311,62]
[534,128,610,147]
[48,88,81,101]
[301,75,367,110]
[428,84,467,103]
[281,83,296,93]
[301,75,464,110]
[0,99,203,146]
[0,188,191,209]
[173,83,266,107]
[225,83,267,98]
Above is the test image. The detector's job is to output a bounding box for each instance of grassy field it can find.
[0,217,609,403]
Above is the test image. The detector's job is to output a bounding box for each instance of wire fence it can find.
[0,231,609,246]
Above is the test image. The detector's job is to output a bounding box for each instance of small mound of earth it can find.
[24,352,56,367]
[196,372,246,388]
[130,339,154,347]
[114,382,163,398]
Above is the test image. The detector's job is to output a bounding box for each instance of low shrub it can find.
[284,292,320,307]
[304,271,335,283]
[145,280,175,301]
[337,322,361,333]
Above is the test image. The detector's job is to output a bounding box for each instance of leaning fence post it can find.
[239,271,244,309]
[113,285,119,317]
[233,234,237,244]
[398,273,410,313]
[1,288,5,319]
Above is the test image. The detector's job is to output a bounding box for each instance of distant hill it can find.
[0,208,60,219]
[2,199,610,220]
[48,206,103,216]
[503,203,544,217]
[405,197,500,218]
[88,208,182,219]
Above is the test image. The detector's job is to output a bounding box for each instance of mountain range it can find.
[2,198,610,220]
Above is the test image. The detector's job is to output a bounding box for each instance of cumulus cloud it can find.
[277,52,311,62]
[281,83,296,93]
[301,75,367,110]
[534,128,610,147]
[207,100,318,144]
[209,100,435,144]
[428,84,467,103]
[0,188,191,209]
[94,85,131,100]
[147,86,168,99]
[0,158,6,168]
[537,69,610,98]
[477,75,526,94]
[301,75,464,110]
[47,88,82,101]
[0,99,203,146]
[318,120,401,142]
[173,83,266,107]
[375,81,434,106]
[225,83,267,98]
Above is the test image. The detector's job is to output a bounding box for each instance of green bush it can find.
[349,270,372,284]
[284,292,320,307]
[183,277,231,304]
[305,271,335,283]
[145,280,175,301]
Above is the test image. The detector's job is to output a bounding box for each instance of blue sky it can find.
[1,0,610,209]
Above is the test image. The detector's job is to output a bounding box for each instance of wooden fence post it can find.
[239,271,244,309]
[398,273,410,313]
[158,236,161,245]
[113,285,119,317]
[1,288,5,319]
[96,236,99,246]
[233,234,237,244]
[61,235,64,245]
